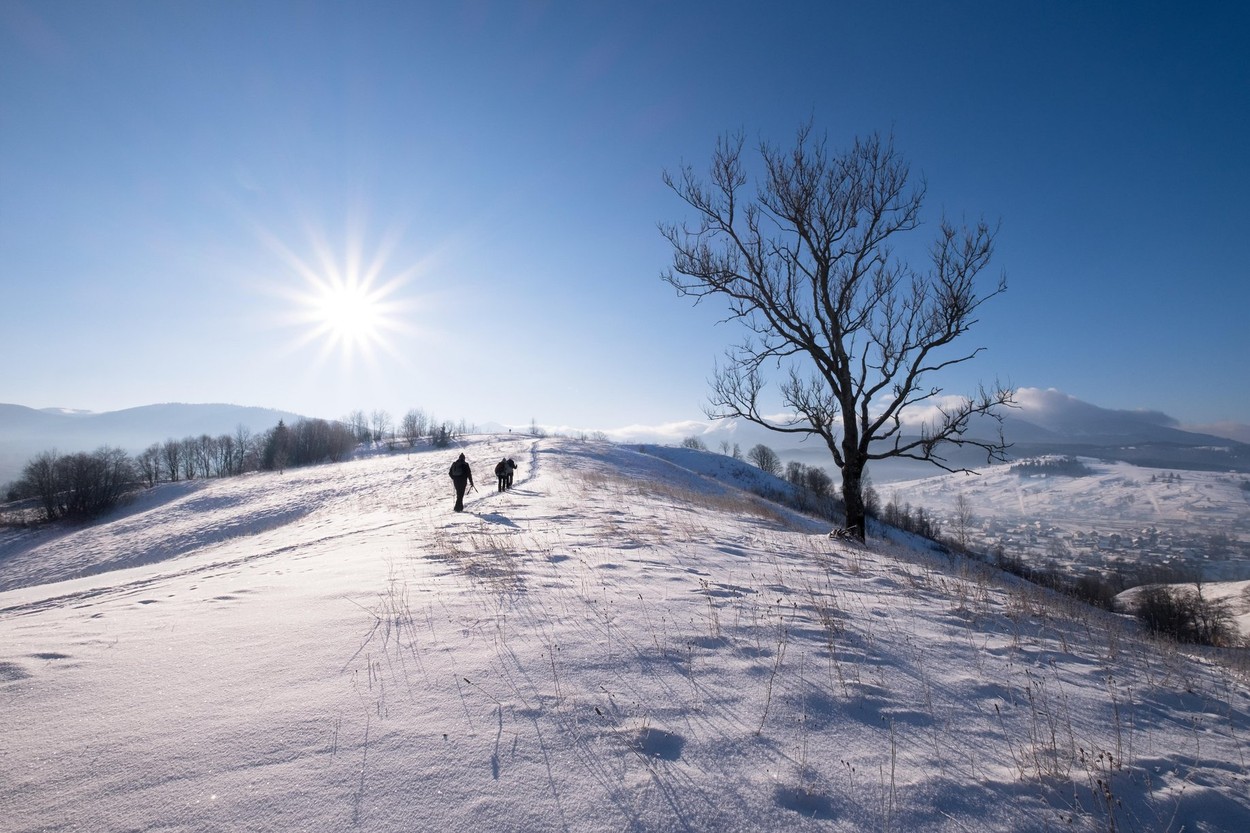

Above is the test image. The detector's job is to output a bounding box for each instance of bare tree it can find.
[232,424,255,474]
[161,438,182,482]
[804,465,832,498]
[19,447,135,521]
[400,408,429,447]
[341,410,369,444]
[137,443,162,487]
[216,433,236,477]
[747,443,781,476]
[661,125,1014,540]
[179,436,198,480]
[370,410,393,445]
[194,434,215,478]
[953,491,975,550]
[21,451,59,518]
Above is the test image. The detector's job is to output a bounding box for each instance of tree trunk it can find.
[841,456,867,541]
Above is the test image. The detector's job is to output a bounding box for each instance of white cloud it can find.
[882,395,984,431]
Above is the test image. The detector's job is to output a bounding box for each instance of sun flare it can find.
[294,269,403,361]
[258,217,427,366]
[309,276,387,347]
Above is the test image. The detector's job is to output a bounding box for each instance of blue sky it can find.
[2,1,1247,435]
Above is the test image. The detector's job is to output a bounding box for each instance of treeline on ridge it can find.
[4,408,471,523]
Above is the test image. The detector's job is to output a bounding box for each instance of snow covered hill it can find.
[2,436,1248,831]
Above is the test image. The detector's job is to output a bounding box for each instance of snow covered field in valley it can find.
[885,459,1250,545]
[886,459,1250,634]
[2,436,1248,831]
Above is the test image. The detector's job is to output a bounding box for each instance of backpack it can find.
[450,460,468,478]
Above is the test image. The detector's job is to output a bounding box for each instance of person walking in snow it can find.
[494,458,508,492]
[504,458,517,489]
[449,453,473,512]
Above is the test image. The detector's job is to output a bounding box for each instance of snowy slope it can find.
[1,437,1248,832]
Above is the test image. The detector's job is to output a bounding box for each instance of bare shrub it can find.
[1133,584,1235,646]
[17,447,136,521]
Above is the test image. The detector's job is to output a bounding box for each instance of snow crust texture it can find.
[2,436,1248,831]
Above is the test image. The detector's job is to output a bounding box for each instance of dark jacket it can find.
[449,456,472,484]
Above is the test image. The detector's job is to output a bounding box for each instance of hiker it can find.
[494,458,508,492]
[448,453,473,512]
[505,458,517,489]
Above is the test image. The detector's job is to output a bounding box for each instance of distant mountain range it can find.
[995,388,1244,444]
[0,403,304,487]
[751,387,1250,483]
[987,388,1250,472]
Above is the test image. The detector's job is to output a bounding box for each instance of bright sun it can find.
[309,277,387,348]
[259,217,423,365]
[293,269,403,362]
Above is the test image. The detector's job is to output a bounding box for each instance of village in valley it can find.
[886,457,1250,584]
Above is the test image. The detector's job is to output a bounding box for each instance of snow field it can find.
[1,436,1248,831]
